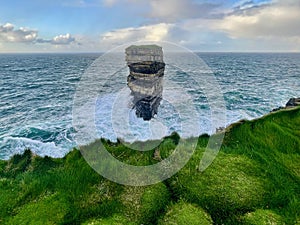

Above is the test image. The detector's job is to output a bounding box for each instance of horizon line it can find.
[0,51,300,54]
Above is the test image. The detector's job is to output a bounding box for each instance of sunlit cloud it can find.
[101,23,173,46]
[0,23,38,43]
[51,33,76,45]
[217,0,300,39]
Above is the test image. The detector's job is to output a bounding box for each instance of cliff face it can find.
[125,45,165,120]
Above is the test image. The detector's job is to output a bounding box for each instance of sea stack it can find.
[125,45,165,120]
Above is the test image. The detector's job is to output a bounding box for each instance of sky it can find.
[0,0,300,52]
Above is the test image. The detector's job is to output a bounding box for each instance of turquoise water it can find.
[0,53,299,159]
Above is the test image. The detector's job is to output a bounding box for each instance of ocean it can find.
[0,53,299,159]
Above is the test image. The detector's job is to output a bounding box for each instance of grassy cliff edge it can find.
[0,107,299,225]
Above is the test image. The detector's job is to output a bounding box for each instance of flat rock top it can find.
[126,45,162,52]
[125,45,164,64]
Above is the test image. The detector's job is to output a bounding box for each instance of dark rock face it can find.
[128,61,165,75]
[271,98,300,112]
[271,107,285,112]
[286,98,300,107]
[127,76,163,120]
[125,45,165,121]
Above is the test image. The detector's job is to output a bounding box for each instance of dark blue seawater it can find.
[201,53,300,118]
[0,53,299,159]
[0,54,98,159]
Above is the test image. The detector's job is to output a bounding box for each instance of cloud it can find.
[0,23,76,46]
[98,21,228,51]
[101,23,173,46]
[147,0,222,22]
[36,34,76,45]
[100,0,222,22]
[2,0,299,52]
[51,33,76,45]
[0,23,38,43]
[217,0,300,39]
[99,0,300,52]
[231,0,271,12]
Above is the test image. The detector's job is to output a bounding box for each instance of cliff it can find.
[0,106,299,224]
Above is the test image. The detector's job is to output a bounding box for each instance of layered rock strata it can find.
[125,45,165,121]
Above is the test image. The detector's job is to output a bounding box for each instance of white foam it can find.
[0,136,68,159]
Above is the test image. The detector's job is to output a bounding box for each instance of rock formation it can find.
[126,45,164,65]
[271,98,300,112]
[125,45,165,121]
[286,98,300,108]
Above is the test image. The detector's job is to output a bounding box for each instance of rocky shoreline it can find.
[271,97,300,112]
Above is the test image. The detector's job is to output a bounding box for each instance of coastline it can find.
[0,106,299,224]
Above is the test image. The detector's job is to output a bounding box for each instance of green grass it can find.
[169,153,268,224]
[6,193,67,225]
[158,200,213,225]
[0,107,299,224]
[82,214,134,225]
[242,209,285,225]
